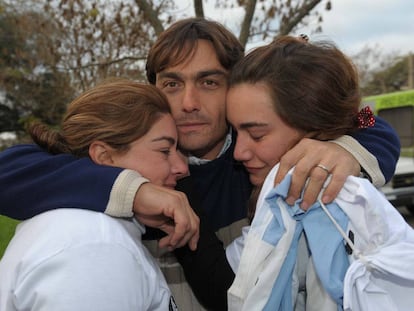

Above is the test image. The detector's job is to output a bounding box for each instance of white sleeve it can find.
[14,243,159,311]
[331,135,385,187]
[225,226,251,273]
[105,169,149,217]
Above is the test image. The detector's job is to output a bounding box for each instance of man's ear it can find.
[89,141,114,165]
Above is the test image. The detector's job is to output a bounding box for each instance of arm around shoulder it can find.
[0,144,124,219]
[333,116,400,187]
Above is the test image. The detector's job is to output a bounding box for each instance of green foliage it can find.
[0,216,19,259]
[364,89,414,112]
[0,0,332,141]
[362,55,410,96]
[0,104,20,132]
[0,6,75,132]
[42,0,153,91]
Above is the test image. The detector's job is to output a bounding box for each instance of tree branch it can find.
[134,0,165,35]
[58,55,147,71]
[279,0,322,36]
[239,0,257,47]
[193,0,204,17]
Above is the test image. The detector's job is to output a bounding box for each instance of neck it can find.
[189,138,226,160]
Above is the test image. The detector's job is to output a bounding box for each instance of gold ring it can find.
[316,164,330,174]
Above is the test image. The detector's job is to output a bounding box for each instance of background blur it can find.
[1,0,413,258]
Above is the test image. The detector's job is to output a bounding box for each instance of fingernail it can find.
[286,196,294,205]
[322,195,331,203]
[300,201,309,210]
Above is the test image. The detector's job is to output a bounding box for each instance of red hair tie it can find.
[357,106,375,129]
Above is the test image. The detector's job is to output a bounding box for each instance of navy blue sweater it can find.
[0,116,399,222]
[0,116,400,311]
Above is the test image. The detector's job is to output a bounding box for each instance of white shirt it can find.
[227,164,414,311]
[0,209,177,311]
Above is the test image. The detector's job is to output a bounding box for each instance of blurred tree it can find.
[352,45,410,96]
[41,0,170,91]
[44,0,332,90]
[0,2,74,137]
[136,0,331,46]
[1,0,332,137]
[0,105,19,132]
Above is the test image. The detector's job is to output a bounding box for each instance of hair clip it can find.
[298,34,309,42]
[357,106,375,128]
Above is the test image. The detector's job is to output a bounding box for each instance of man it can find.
[0,18,400,310]
[142,19,399,310]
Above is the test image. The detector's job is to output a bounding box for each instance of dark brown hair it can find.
[229,36,361,140]
[28,79,171,157]
[146,17,244,84]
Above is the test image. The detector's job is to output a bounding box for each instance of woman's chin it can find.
[249,175,265,186]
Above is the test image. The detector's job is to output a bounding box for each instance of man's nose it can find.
[181,85,201,112]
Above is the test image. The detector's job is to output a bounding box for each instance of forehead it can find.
[160,40,225,75]
[155,114,176,131]
[227,83,275,121]
[139,114,178,146]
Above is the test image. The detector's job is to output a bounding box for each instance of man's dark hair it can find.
[146,17,244,84]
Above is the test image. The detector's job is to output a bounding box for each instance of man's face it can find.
[155,40,229,160]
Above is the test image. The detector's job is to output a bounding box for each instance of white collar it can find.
[188,128,233,165]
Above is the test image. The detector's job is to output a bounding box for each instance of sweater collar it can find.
[188,128,233,165]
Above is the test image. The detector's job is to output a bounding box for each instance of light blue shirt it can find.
[262,175,349,311]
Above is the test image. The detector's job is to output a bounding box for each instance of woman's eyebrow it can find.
[152,136,176,145]
[239,122,268,130]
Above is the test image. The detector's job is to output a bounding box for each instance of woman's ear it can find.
[89,141,114,165]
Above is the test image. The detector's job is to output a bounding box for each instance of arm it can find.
[336,116,401,186]
[274,115,400,208]
[0,144,125,220]
[0,144,200,249]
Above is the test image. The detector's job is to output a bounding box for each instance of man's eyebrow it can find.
[152,136,176,145]
[195,69,228,80]
[157,72,182,81]
[157,69,227,81]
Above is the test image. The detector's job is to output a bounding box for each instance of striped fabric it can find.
[228,164,414,311]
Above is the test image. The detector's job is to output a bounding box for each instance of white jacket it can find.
[227,164,414,311]
[0,209,177,311]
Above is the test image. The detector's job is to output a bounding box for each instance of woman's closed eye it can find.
[248,129,267,142]
[160,148,172,156]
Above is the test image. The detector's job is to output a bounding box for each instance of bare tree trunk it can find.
[380,78,387,93]
[134,0,165,35]
[239,0,257,47]
[279,0,322,35]
[409,53,414,89]
[194,0,204,17]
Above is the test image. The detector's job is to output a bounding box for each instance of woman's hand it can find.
[133,183,200,250]
[274,138,360,210]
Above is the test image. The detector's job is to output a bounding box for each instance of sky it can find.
[297,0,414,56]
[176,0,414,57]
